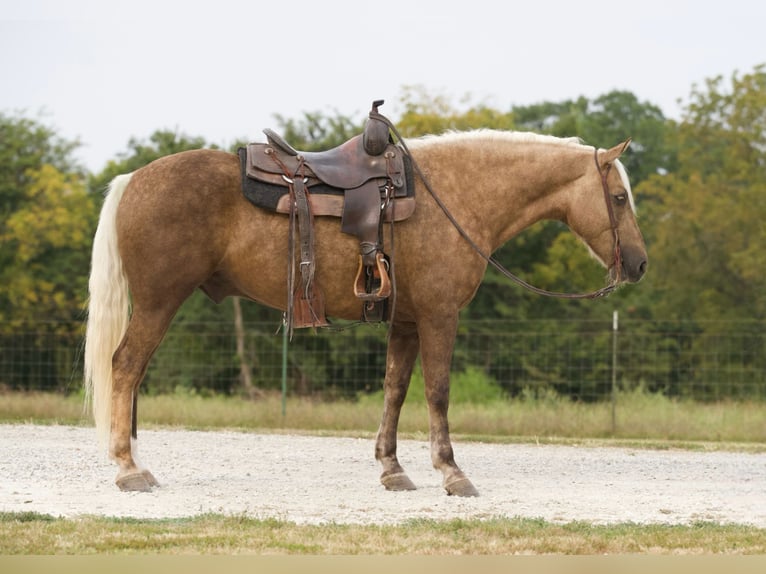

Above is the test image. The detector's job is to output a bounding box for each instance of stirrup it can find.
[353,252,392,301]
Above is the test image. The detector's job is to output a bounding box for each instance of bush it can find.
[359,364,506,406]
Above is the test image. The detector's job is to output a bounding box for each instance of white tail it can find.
[84,173,133,449]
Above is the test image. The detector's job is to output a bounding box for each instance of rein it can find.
[375,112,623,300]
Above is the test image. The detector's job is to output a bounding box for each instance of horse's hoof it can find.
[116,472,153,492]
[445,476,479,497]
[381,471,417,491]
[141,469,160,487]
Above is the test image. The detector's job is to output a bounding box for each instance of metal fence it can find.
[1,316,764,402]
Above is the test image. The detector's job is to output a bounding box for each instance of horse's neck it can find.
[416,136,587,251]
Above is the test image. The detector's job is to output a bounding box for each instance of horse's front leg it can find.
[419,315,479,497]
[375,321,420,491]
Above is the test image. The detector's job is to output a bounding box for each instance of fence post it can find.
[611,310,619,434]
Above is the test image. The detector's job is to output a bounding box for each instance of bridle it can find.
[594,147,623,289]
[378,112,624,300]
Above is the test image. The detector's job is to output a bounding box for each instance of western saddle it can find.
[239,101,414,331]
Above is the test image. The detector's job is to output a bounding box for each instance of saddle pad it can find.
[237,147,416,220]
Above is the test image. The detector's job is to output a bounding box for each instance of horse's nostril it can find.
[638,260,647,276]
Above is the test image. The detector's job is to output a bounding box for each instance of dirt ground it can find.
[1,424,764,526]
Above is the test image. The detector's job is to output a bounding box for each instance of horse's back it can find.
[122,149,240,216]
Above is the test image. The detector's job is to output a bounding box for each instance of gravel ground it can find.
[1,424,764,526]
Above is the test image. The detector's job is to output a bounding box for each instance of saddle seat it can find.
[261,129,408,193]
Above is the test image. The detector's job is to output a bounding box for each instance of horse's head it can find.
[567,140,647,285]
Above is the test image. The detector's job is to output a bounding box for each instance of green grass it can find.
[1,512,764,555]
[2,389,765,446]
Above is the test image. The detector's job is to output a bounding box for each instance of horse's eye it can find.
[614,193,628,205]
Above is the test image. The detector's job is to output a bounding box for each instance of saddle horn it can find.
[363,100,390,156]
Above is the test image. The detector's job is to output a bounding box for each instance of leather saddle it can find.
[239,101,415,330]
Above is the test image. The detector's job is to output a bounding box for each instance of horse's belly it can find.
[216,214,371,320]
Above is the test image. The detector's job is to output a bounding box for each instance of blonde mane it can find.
[406,129,635,210]
[406,129,584,149]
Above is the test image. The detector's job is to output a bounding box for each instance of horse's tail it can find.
[84,173,133,449]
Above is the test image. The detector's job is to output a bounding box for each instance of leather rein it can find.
[377,112,623,300]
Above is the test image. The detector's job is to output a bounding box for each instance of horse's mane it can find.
[406,129,635,211]
[406,129,584,149]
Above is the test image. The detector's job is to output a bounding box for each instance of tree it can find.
[512,90,676,181]
[0,111,82,216]
[0,113,91,391]
[0,112,86,316]
[581,91,677,182]
[271,110,362,151]
[396,85,515,136]
[512,97,590,137]
[637,65,766,322]
[88,129,212,195]
[0,164,94,329]
[0,113,90,330]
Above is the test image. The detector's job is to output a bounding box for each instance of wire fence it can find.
[1,316,764,402]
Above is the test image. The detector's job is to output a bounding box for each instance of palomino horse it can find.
[84,129,647,496]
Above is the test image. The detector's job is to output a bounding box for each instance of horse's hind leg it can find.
[109,307,175,491]
[375,321,420,491]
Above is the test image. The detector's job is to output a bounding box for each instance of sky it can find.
[2,0,765,173]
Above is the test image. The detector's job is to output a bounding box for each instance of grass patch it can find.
[1,390,765,446]
[1,512,764,555]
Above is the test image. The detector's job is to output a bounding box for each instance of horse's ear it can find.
[600,138,632,165]
[617,138,631,155]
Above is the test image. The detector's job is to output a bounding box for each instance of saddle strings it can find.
[371,111,622,301]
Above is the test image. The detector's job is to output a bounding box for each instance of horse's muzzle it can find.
[614,245,647,284]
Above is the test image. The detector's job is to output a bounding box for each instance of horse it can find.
[84,128,647,497]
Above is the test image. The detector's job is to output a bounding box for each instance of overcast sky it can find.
[2,0,764,173]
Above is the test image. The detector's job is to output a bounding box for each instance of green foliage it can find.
[513,96,590,136]
[4,388,766,442]
[581,90,676,181]
[360,364,506,406]
[0,113,89,321]
[271,110,363,151]
[638,65,766,322]
[511,90,675,182]
[2,65,766,403]
[0,114,92,391]
[88,129,212,195]
[396,84,515,136]
[0,164,94,328]
[3,512,764,554]
[0,111,82,218]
